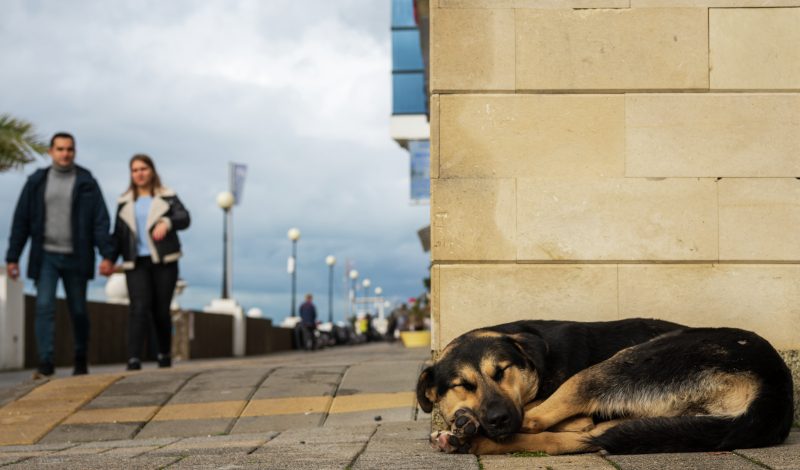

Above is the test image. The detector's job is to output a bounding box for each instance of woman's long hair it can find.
[127,154,163,199]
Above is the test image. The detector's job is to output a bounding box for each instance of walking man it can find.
[299,293,318,351]
[5,132,115,378]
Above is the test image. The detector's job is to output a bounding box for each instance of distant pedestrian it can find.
[298,293,318,351]
[396,303,410,332]
[109,154,190,370]
[385,310,398,342]
[5,132,115,378]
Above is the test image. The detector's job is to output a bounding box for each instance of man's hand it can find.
[6,263,20,280]
[99,259,114,277]
[152,221,169,241]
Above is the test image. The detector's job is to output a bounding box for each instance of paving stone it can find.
[329,391,415,414]
[69,437,178,450]
[607,452,763,470]
[481,453,614,469]
[251,366,343,399]
[100,446,159,457]
[324,407,415,427]
[182,370,267,390]
[150,432,277,456]
[352,438,479,470]
[370,420,431,442]
[230,413,324,434]
[167,387,255,404]
[241,395,331,418]
[169,442,364,470]
[5,455,181,469]
[0,451,53,460]
[0,381,40,409]
[83,393,172,409]
[0,456,29,466]
[735,431,800,470]
[0,443,76,452]
[152,400,245,421]
[64,405,158,425]
[38,422,143,443]
[118,372,195,384]
[53,444,110,455]
[337,361,420,394]
[135,418,232,439]
[100,380,186,396]
[259,425,376,447]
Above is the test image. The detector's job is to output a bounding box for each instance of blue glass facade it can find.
[393,73,426,115]
[391,0,427,116]
[391,0,417,28]
[392,29,424,72]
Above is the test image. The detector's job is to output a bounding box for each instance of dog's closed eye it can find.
[492,365,511,382]
[452,381,477,392]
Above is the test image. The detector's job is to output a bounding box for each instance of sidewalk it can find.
[0,342,797,469]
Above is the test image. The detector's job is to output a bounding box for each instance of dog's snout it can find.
[485,407,510,429]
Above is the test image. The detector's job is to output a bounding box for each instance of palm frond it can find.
[0,114,48,172]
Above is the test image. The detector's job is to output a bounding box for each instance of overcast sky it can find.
[0,0,430,323]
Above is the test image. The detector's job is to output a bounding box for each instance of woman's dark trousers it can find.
[125,257,178,360]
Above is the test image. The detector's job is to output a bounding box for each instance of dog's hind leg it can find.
[523,401,594,433]
[522,372,596,433]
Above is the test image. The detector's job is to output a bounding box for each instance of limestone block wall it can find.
[428,1,800,358]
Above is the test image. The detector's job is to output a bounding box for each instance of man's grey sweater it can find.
[43,164,76,254]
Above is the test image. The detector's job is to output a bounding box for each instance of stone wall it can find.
[428,0,800,416]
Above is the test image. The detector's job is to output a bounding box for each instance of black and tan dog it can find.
[417,319,794,455]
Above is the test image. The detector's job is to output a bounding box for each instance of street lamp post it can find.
[362,278,371,314]
[288,228,301,317]
[216,191,235,299]
[348,269,359,318]
[325,255,336,323]
[374,287,383,319]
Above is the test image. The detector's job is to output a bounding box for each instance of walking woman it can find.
[111,154,190,370]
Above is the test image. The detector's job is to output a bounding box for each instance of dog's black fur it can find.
[418,318,686,411]
[583,327,794,453]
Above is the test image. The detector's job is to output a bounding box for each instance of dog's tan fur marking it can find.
[438,365,481,425]
[704,371,759,417]
[474,331,504,339]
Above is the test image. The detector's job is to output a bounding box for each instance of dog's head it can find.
[416,329,548,440]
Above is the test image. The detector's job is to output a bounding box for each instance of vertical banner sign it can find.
[409,140,430,203]
[229,163,248,206]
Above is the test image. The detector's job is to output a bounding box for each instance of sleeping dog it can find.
[417,319,794,455]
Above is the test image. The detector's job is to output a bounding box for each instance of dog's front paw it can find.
[452,408,480,439]
[430,430,472,454]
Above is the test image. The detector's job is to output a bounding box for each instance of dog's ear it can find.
[416,365,437,413]
[508,332,549,373]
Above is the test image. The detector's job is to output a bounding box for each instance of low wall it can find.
[246,317,293,355]
[23,295,294,367]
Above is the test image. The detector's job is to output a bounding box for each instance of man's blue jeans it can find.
[34,251,90,365]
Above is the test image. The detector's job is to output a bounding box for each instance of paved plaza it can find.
[0,342,797,469]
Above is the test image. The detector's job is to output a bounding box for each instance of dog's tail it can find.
[588,391,794,454]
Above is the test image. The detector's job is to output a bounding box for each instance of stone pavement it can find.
[0,342,798,469]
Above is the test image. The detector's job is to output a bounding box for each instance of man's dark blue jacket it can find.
[5,165,115,280]
[299,301,317,327]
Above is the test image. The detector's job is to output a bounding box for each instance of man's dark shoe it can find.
[73,358,88,376]
[126,358,142,371]
[157,354,171,368]
[32,362,54,380]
